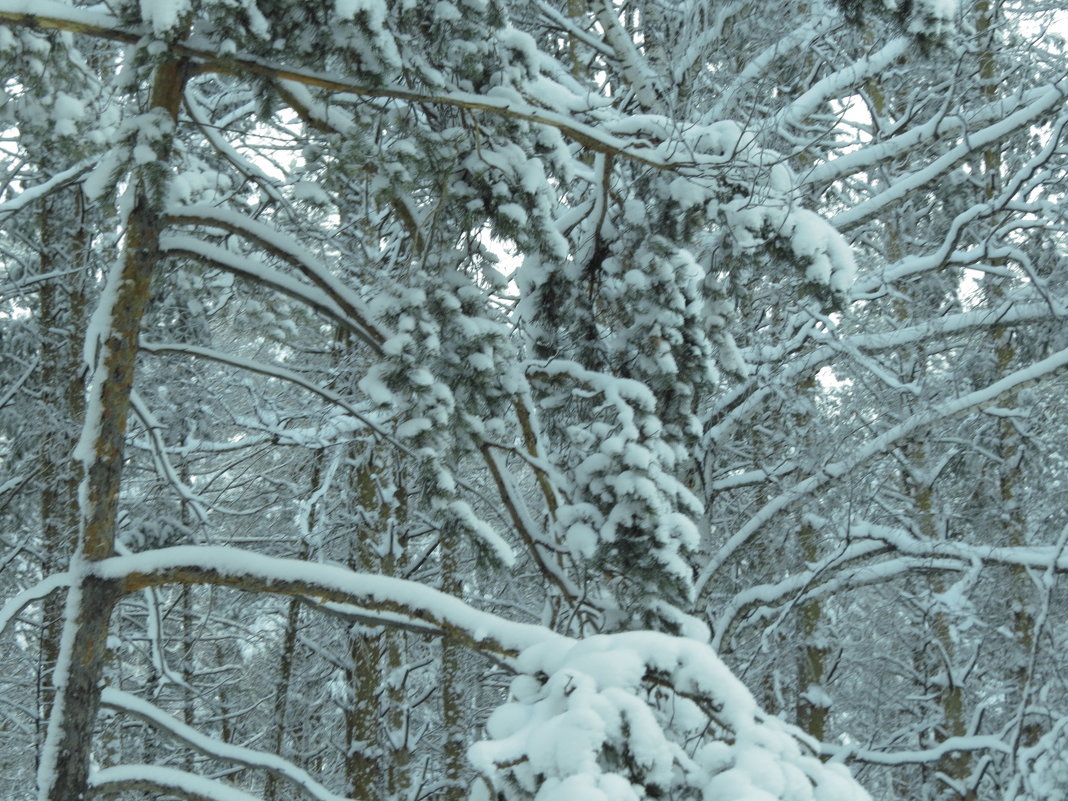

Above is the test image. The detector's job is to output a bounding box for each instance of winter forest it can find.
[2,0,1068,800]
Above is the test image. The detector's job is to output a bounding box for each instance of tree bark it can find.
[36,52,189,801]
[36,186,89,747]
[439,538,466,801]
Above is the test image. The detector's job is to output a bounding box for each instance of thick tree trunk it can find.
[35,53,188,801]
[908,445,972,795]
[264,594,302,801]
[345,633,383,801]
[382,626,412,801]
[40,575,121,801]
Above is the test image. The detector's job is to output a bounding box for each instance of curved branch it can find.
[0,159,94,218]
[92,545,564,661]
[158,235,373,344]
[90,765,262,801]
[0,572,71,638]
[139,341,402,449]
[822,735,1011,766]
[831,78,1068,231]
[163,207,387,352]
[479,443,581,606]
[100,689,353,801]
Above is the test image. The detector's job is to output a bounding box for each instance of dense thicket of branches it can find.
[1,2,1067,801]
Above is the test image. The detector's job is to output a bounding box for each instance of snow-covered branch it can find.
[165,207,387,351]
[90,765,263,801]
[100,689,354,801]
[699,342,1068,594]
[93,545,561,660]
[0,572,71,638]
[832,78,1068,230]
[821,735,1011,766]
[0,1,758,174]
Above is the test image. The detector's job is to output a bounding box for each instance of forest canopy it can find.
[1,2,1067,801]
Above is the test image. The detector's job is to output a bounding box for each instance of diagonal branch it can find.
[0,1,707,171]
[158,234,377,348]
[164,207,387,352]
[100,689,354,801]
[697,341,1068,596]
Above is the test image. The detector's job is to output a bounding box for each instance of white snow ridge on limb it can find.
[139,0,192,35]
[469,632,871,801]
[784,209,858,299]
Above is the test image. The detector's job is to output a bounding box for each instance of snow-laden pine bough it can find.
[3,546,870,801]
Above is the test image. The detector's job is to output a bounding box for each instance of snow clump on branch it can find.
[469,632,871,801]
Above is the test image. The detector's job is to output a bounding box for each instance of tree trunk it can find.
[439,538,466,801]
[795,516,828,742]
[35,52,188,801]
[36,186,89,747]
[975,0,1039,755]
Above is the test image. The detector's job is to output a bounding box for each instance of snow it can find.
[132,143,157,164]
[0,159,94,216]
[292,180,331,205]
[801,684,833,709]
[778,37,911,132]
[1022,726,1068,801]
[710,18,830,119]
[434,1,462,23]
[485,702,534,739]
[832,78,1068,230]
[92,546,557,657]
[101,689,352,801]
[473,633,870,801]
[822,735,1009,766]
[0,572,72,638]
[498,202,528,226]
[81,145,126,201]
[51,91,85,136]
[667,175,708,209]
[81,545,867,801]
[1,4,1034,800]
[396,417,433,439]
[139,0,192,36]
[699,338,1068,596]
[450,499,517,568]
[358,370,395,406]
[911,0,958,35]
[159,234,353,327]
[803,82,1053,189]
[0,0,122,31]
[165,205,387,349]
[785,209,857,295]
[335,0,386,22]
[92,764,262,801]
[35,581,82,801]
